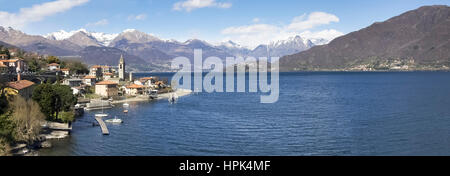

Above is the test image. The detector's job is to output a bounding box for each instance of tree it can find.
[27,59,42,73]
[0,84,8,115]
[46,56,60,64]
[32,84,77,121]
[66,60,89,75]
[32,83,56,120]
[0,47,10,59]
[10,96,45,144]
[53,84,77,118]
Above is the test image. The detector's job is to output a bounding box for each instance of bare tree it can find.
[10,96,45,144]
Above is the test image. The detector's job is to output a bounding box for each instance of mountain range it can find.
[280,5,450,71]
[0,26,328,70]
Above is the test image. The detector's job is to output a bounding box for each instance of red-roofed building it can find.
[95,81,118,97]
[48,63,60,71]
[0,58,27,73]
[90,65,103,78]
[61,68,70,76]
[125,84,145,95]
[3,74,35,99]
[83,75,97,86]
[103,72,114,79]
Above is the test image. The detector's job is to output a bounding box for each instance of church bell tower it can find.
[119,54,125,80]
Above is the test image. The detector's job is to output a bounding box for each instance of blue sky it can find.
[0,0,448,48]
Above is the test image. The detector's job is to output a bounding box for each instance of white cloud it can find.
[86,19,109,27]
[252,18,260,23]
[0,0,89,29]
[173,0,232,12]
[287,12,339,31]
[221,12,344,49]
[128,14,147,21]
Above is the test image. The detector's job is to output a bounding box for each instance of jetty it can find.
[95,117,109,135]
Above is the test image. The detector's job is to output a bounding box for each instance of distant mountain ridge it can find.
[0,26,331,70]
[280,5,450,71]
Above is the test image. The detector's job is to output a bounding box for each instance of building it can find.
[103,72,114,79]
[106,78,120,84]
[102,66,112,74]
[48,63,60,71]
[139,77,156,86]
[125,84,145,96]
[71,85,86,95]
[95,81,118,97]
[83,75,97,86]
[0,58,27,73]
[61,68,70,76]
[118,55,125,80]
[90,65,103,78]
[63,79,83,87]
[3,74,35,99]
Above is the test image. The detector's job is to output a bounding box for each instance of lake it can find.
[39,72,450,156]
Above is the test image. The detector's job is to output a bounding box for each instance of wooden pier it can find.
[95,117,109,135]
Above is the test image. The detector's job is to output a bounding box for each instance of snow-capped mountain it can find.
[216,40,251,57]
[219,40,244,49]
[109,29,160,47]
[1,26,333,68]
[45,29,118,47]
[249,35,317,58]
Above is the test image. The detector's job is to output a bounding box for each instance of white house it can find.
[48,63,60,71]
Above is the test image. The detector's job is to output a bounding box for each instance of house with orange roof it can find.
[3,74,35,99]
[0,58,27,73]
[83,75,97,86]
[89,65,103,78]
[61,68,70,76]
[125,84,145,95]
[47,63,60,71]
[103,72,114,79]
[95,80,118,97]
[135,76,158,88]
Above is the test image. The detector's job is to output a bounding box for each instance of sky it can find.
[0,0,448,49]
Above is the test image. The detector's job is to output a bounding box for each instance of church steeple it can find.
[119,54,124,64]
[118,54,125,80]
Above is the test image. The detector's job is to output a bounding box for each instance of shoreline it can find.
[110,89,193,104]
[27,89,192,156]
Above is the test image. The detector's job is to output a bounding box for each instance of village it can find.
[1,49,187,156]
[1,53,172,107]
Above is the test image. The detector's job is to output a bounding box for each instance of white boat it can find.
[105,116,123,123]
[123,103,129,107]
[95,113,108,118]
[95,100,109,118]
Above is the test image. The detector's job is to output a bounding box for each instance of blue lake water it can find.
[40,72,450,156]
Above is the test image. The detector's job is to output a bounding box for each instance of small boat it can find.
[123,103,129,107]
[95,113,108,118]
[94,100,109,117]
[123,109,128,113]
[105,116,123,123]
